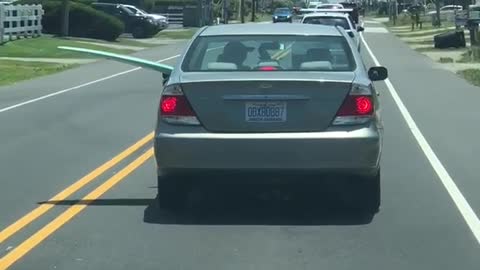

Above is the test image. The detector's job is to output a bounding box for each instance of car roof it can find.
[200,23,342,36]
[303,12,350,18]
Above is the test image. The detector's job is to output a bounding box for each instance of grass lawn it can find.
[399,23,454,32]
[0,60,75,86]
[406,39,435,45]
[395,28,455,38]
[255,13,272,22]
[414,46,461,52]
[458,69,480,86]
[67,37,160,48]
[155,28,198,39]
[115,38,159,47]
[0,37,135,58]
[457,48,480,63]
[386,19,455,34]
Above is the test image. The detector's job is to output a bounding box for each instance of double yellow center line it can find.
[0,132,155,269]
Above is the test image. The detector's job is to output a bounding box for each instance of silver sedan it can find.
[155,23,388,212]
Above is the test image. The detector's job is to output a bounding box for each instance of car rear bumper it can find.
[154,125,382,177]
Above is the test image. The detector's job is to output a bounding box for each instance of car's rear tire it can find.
[360,170,381,213]
[157,175,189,211]
[132,26,146,39]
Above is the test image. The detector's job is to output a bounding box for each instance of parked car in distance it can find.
[316,3,344,9]
[300,7,359,24]
[91,2,160,38]
[123,4,168,29]
[273,7,293,23]
[427,5,462,15]
[308,1,328,8]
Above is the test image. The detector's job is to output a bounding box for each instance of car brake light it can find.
[160,97,177,113]
[159,85,200,125]
[332,84,374,126]
[259,66,278,71]
[160,96,195,116]
[336,95,373,116]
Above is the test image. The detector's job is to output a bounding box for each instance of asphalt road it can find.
[1,21,480,269]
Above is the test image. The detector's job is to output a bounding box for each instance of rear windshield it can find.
[303,16,350,30]
[181,35,355,72]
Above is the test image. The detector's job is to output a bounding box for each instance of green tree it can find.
[272,0,294,10]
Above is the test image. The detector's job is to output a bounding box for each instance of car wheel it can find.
[157,175,189,211]
[360,170,381,213]
[132,26,146,39]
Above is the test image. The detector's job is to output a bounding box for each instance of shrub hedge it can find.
[18,0,124,41]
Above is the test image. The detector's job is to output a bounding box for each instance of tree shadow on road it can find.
[143,180,376,226]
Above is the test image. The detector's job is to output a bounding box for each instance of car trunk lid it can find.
[180,72,355,133]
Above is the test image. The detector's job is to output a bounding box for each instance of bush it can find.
[17,0,124,41]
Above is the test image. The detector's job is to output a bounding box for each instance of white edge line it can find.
[0,54,180,113]
[360,32,480,244]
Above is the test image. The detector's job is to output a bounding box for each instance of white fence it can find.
[0,4,43,44]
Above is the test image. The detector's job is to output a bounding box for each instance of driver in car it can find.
[218,41,254,70]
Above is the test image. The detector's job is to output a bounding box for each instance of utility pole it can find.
[61,0,70,36]
[238,0,241,20]
[240,0,245,23]
[251,0,255,22]
[223,0,228,23]
[434,0,441,26]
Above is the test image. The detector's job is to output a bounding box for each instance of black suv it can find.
[91,3,159,38]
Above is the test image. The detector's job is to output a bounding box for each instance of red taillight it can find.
[355,96,373,114]
[159,84,200,125]
[161,97,177,113]
[336,95,373,116]
[258,66,278,71]
[160,95,195,116]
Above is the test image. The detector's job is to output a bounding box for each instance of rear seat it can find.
[207,62,238,70]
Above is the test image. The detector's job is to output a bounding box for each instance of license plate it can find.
[245,102,287,122]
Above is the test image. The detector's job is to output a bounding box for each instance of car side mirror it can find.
[368,66,388,81]
[357,26,365,32]
[162,73,170,85]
